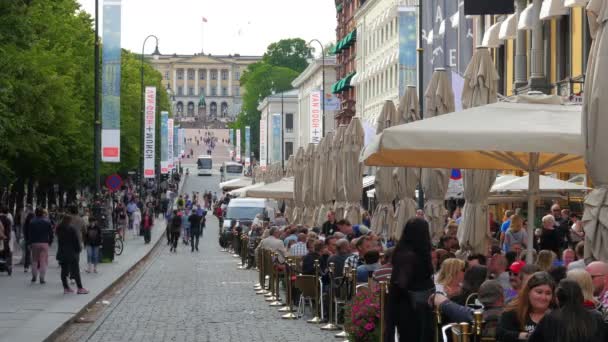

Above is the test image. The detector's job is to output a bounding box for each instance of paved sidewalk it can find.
[0,219,166,342]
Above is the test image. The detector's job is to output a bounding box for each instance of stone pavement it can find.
[80,214,338,342]
[0,218,167,342]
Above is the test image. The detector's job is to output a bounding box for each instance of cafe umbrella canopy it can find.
[292,147,305,224]
[344,117,365,225]
[582,0,608,262]
[334,125,348,220]
[361,99,585,262]
[457,47,500,256]
[302,143,317,227]
[318,131,335,226]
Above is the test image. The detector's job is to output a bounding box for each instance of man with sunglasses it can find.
[586,261,608,307]
[505,261,541,302]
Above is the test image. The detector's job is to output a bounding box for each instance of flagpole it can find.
[201,18,204,54]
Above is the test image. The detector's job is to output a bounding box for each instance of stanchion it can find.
[351,268,357,298]
[238,233,247,269]
[459,322,471,342]
[334,265,351,338]
[281,260,298,319]
[473,310,484,340]
[320,262,339,330]
[265,252,277,301]
[269,254,284,307]
[232,232,239,258]
[307,259,322,324]
[380,281,387,342]
[255,249,266,294]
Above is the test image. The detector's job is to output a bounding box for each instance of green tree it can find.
[262,38,312,73]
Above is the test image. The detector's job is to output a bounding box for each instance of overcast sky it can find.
[77,0,337,56]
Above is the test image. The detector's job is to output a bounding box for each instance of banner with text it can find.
[245,126,251,166]
[101,0,122,162]
[259,116,267,167]
[309,91,322,144]
[143,87,156,178]
[167,118,174,170]
[236,129,241,162]
[173,126,179,164]
[272,114,282,163]
[160,111,169,174]
[178,128,184,158]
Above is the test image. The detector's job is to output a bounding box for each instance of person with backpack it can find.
[188,210,202,252]
[84,217,102,273]
[169,210,182,253]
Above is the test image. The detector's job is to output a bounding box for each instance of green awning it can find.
[331,71,357,94]
[336,3,343,12]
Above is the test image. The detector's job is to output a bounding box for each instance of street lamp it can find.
[94,0,101,194]
[308,39,325,137]
[140,35,160,200]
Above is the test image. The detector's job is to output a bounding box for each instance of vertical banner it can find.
[143,87,156,178]
[160,111,169,174]
[398,7,418,95]
[228,128,234,158]
[271,114,282,163]
[178,128,184,157]
[245,126,251,167]
[259,112,267,167]
[167,119,174,170]
[236,129,241,162]
[101,0,122,162]
[309,90,322,144]
[173,126,179,163]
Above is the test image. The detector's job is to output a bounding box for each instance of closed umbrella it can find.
[284,156,295,222]
[371,100,399,236]
[302,143,317,227]
[312,137,325,226]
[318,131,335,226]
[458,47,500,255]
[583,0,608,261]
[422,68,455,242]
[334,126,348,220]
[393,86,421,239]
[292,147,306,224]
[344,118,365,225]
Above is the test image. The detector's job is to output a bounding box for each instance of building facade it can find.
[332,0,365,125]
[257,90,299,167]
[291,57,338,152]
[149,53,261,122]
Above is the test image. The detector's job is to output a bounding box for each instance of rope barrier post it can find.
[255,249,266,294]
[335,265,351,339]
[320,262,339,330]
[307,259,322,323]
[265,252,277,301]
[281,259,298,319]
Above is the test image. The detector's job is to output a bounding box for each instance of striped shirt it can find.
[289,242,308,256]
[372,263,393,282]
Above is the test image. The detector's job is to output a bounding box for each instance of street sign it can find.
[105,174,123,192]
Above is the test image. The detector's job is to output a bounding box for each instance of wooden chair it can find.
[294,274,316,317]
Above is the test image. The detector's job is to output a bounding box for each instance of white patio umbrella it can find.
[284,156,295,222]
[302,143,317,227]
[582,0,608,261]
[458,47,500,256]
[219,177,253,191]
[422,69,455,242]
[315,134,334,226]
[344,118,365,224]
[361,99,585,262]
[312,136,326,226]
[292,147,305,224]
[334,126,348,220]
[246,177,294,200]
[371,100,399,237]
[393,86,421,239]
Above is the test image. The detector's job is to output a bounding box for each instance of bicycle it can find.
[114,230,124,256]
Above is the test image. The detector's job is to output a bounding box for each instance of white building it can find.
[291,56,338,152]
[352,0,417,130]
[257,90,298,167]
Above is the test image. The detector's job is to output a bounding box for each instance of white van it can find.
[221,197,278,234]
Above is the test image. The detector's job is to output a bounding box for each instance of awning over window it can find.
[540,0,568,20]
[331,72,357,94]
[482,21,504,48]
[332,29,357,55]
[499,13,518,40]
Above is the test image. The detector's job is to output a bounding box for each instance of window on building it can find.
[235,71,241,80]
[200,69,206,80]
[189,87,194,96]
[187,69,194,80]
[177,86,183,96]
[234,86,240,96]
[211,70,217,80]
[211,88,217,96]
[177,69,184,80]
[164,71,170,80]
[285,142,294,160]
[200,87,205,95]
[221,70,228,80]
[222,87,227,96]
[285,113,294,133]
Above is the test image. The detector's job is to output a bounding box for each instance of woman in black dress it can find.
[384,218,435,342]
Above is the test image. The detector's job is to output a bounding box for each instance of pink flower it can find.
[364,322,375,331]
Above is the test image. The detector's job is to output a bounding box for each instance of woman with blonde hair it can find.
[435,258,466,297]
[536,250,556,272]
[503,215,527,253]
[566,269,600,310]
[444,220,459,238]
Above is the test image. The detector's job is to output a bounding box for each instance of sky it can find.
[77,0,337,56]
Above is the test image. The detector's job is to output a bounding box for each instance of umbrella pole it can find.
[527,155,540,263]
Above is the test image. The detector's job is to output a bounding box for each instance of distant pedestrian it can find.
[26,208,54,284]
[169,210,182,253]
[189,211,202,252]
[84,217,101,274]
[56,215,88,294]
[132,208,142,237]
[142,208,154,244]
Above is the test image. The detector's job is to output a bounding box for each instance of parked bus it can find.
[221,161,243,182]
[197,155,213,176]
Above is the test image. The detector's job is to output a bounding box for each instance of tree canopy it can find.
[0,0,170,202]
[262,38,312,74]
